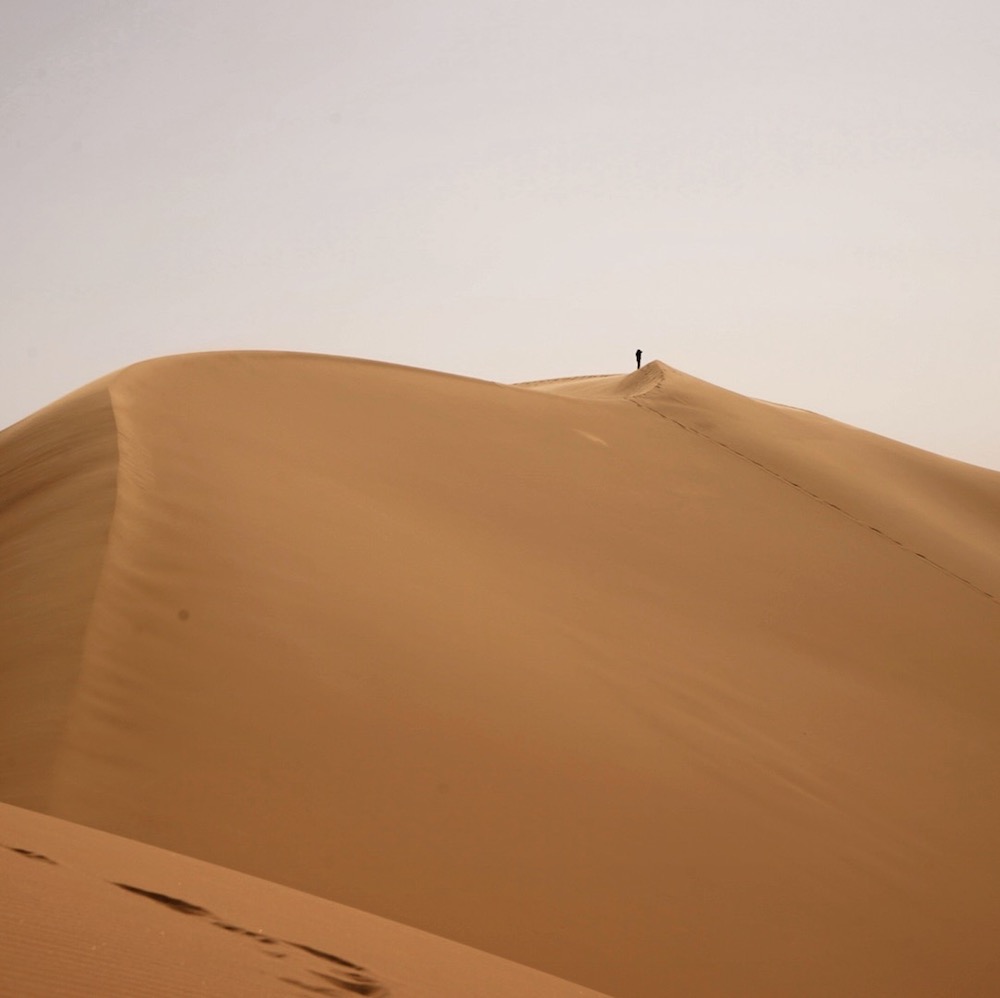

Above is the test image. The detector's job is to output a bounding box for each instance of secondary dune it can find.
[2,352,999,996]
[0,801,606,997]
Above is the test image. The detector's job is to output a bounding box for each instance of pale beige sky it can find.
[2,1,998,468]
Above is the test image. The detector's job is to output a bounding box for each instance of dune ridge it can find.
[3,351,1000,996]
[0,380,119,811]
[531,360,1000,601]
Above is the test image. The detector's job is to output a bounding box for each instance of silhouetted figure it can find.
[635,348,642,370]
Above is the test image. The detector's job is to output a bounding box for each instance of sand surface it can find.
[2,352,1000,995]
[0,801,605,997]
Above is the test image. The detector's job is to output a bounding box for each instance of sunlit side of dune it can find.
[2,352,999,996]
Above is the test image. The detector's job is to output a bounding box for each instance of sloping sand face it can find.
[0,801,607,998]
[0,382,118,811]
[2,352,1000,996]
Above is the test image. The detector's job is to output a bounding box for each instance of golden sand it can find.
[2,353,999,995]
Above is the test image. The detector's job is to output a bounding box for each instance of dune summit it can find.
[2,351,1000,996]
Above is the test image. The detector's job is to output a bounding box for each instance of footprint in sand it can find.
[111,882,389,996]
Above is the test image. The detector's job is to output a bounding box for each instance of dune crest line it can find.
[626,368,998,606]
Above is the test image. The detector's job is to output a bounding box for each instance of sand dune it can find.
[0,801,605,997]
[2,352,1000,996]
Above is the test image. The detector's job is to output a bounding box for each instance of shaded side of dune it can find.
[0,384,118,811]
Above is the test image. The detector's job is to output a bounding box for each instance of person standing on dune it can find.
[635,348,642,370]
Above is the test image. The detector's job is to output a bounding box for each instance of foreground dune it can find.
[2,352,1000,996]
[0,801,605,997]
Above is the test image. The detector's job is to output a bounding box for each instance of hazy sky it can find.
[2,1,998,468]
